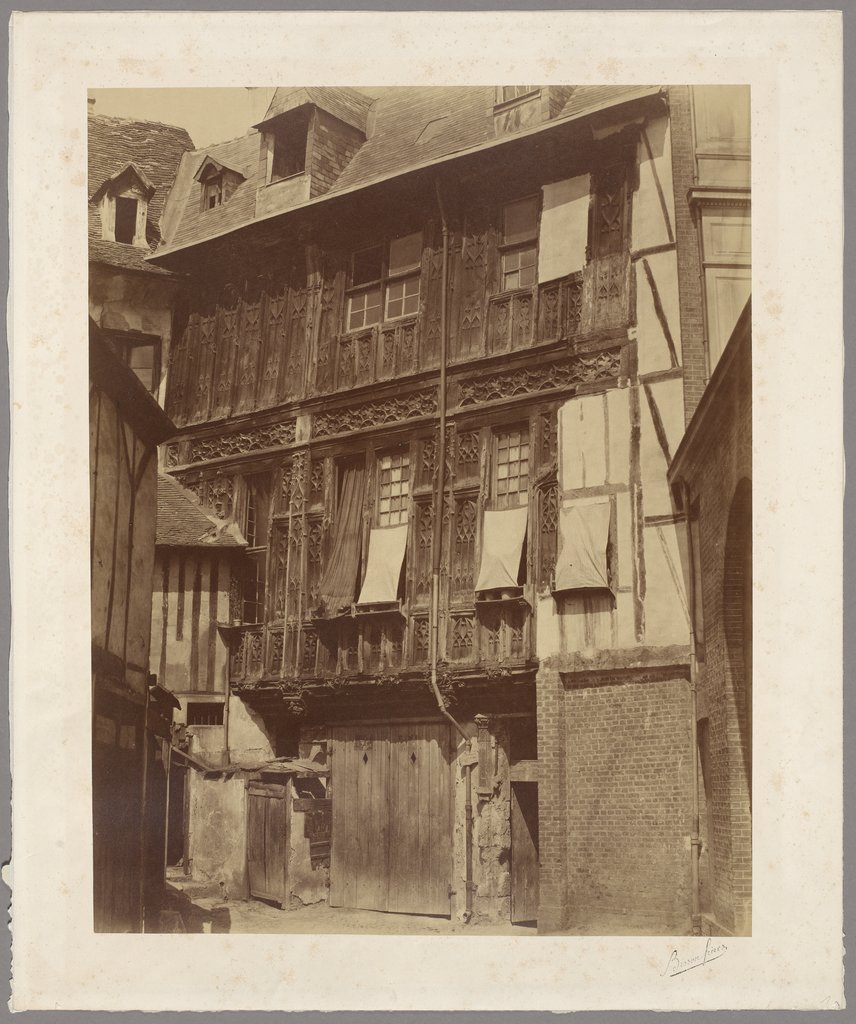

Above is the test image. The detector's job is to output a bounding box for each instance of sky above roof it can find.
[88,87,380,149]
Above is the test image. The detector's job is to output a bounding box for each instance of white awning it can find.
[475,505,528,593]
[554,500,612,592]
[356,524,409,606]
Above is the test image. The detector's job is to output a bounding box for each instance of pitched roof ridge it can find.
[91,112,194,137]
[187,128,261,158]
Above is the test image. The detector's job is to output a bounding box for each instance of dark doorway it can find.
[166,762,187,867]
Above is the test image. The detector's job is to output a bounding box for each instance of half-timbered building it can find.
[146,85,751,933]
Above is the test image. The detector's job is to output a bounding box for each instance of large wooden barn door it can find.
[247,782,288,905]
[330,723,452,916]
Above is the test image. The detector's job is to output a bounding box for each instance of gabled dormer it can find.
[194,156,246,212]
[253,87,371,218]
[91,162,155,247]
[492,86,575,137]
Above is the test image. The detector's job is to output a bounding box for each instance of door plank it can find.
[511,781,539,924]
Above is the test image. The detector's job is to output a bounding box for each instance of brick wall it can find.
[536,665,570,931]
[676,322,752,935]
[667,85,707,426]
[564,675,693,933]
[537,665,694,934]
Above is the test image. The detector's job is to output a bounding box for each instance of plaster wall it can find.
[188,771,248,896]
[89,265,180,406]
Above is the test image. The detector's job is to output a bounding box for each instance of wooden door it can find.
[511,781,539,924]
[247,782,288,905]
[330,722,452,916]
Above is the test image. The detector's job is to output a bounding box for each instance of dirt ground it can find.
[152,872,537,935]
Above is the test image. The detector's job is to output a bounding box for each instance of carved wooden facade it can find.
[162,125,641,699]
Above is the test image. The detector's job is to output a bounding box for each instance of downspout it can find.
[430,176,474,924]
[681,480,702,935]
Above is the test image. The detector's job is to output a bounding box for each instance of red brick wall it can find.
[667,86,707,426]
[537,666,695,934]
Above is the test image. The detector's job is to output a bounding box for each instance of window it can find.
[107,331,161,395]
[114,195,138,244]
[125,341,158,393]
[501,197,538,291]
[204,176,223,210]
[497,86,538,103]
[186,702,224,727]
[377,451,410,526]
[494,427,530,508]
[242,475,271,623]
[270,112,309,182]
[347,232,422,331]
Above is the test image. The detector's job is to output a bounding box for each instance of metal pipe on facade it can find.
[429,176,474,923]
[681,481,702,935]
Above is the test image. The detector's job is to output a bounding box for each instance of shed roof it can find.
[153,85,663,260]
[88,113,195,272]
[156,473,246,548]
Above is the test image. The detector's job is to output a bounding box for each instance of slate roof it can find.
[255,86,373,133]
[156,473,246,548]
[88,114,195,273]
[153,85,663,260]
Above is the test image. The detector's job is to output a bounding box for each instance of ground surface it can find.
[154,870,536,935]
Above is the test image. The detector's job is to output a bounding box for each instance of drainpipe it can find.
[681,481,702,935]
[430,176,474,924]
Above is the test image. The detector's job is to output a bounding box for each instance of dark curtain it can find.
[317,461,366,615]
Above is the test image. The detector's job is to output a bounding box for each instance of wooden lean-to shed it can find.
[241,758,330,908]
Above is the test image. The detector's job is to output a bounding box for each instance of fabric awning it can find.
[554,500,612,592]
[356,524,408,606]
[475,505,529,592]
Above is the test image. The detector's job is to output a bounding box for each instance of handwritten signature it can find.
[662,937,728,977]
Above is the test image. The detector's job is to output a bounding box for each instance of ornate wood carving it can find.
[258,281,287,407]
[337,336,355,390]
[582,253,631,334]
[234,279,263,413]
[450,614,475,662]
[412,616,430,663]
[411,501,433,605]
[451,497,477,599]
[205,474,233,520]
[487,289,535,353]
[180,421,296,465]
[538,481,559,588]
[313,388,437,438]
[458,349,621,406]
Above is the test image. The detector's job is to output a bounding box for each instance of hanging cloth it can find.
[317,462,366,615]
[553,500,612,592]
[475,505,529,593]
[356,524,409,606]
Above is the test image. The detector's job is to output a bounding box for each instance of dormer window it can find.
[114,196,139,244]
[203,177,223,210]
[266,108,310,183]
[496,86,538,104]
[194,157,245,212]
[91,162,154,248]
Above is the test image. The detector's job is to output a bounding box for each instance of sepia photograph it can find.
[88,82,752,939]
[9,7,845,1012]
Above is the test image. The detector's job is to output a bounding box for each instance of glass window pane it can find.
[353,245,383,286]
[503,197,538,246]
[519,263,536,287]
[388,232,422,275]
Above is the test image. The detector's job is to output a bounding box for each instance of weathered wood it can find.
[511,781,539,923]
[331,723,451,916]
